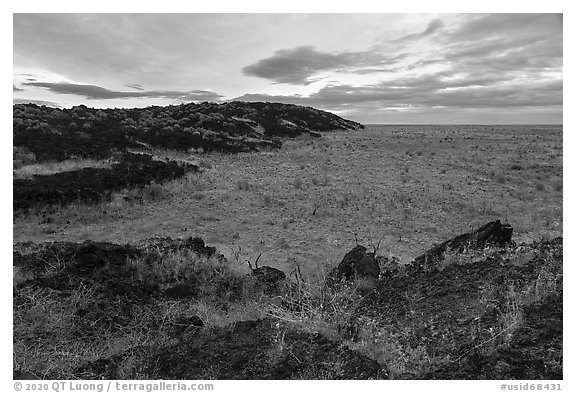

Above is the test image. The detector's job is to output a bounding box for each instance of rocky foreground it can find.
[13,221,562,380]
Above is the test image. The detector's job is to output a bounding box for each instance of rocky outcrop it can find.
[412,220,513,269]
[247,256,287,295]
[327,245,381,286]
[13,101,364,163]
[351,237,562,380]
[75,318,387,380]
[13,152,194,212]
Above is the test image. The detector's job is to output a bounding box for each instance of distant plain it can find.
[14,124,563,275]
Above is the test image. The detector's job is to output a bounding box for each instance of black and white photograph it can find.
[11,10,564,385]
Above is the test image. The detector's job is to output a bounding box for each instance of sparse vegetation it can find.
[13,234,562,379]
[13,152,194,213]
[13,158,114,180]
[13,102,363,162]
[237,179,255,191]
[13,122,562,380]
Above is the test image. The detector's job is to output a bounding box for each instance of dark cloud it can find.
[242,46,402,85]
[13,98,61,107]
[13,85,23,91]
[23,82,223,102]
[347,67,397,75]
[124,83,145,91]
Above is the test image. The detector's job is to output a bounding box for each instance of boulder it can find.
[246,255,287,295]
[251,266,286,283]
[413,220,513,268]
[250,266,287,295]
[327,245,381,285]
[145,236,217,258]
[74,241,140,271]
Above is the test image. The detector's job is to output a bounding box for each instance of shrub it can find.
[495,173,506,183]
[129,248,246,304]
[13,146,37,168]
[142,182,168,202]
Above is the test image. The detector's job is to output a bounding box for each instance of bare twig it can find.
[370,234,386,257]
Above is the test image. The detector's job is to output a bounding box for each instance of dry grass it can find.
[14,125,562,274]
[13,158,115,179]
[12,246,269,378]
[13,125,562,380]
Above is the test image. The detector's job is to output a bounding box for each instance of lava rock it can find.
[251,266,286,283]
[249,265,287,295]
[75,318,385,379]
[327,245,381,286]
[413,220,513,268]
[74,241,139,271]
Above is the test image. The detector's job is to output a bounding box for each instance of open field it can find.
[14,124,563,270]
[13,124,563,380]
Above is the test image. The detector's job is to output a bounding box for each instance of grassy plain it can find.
[14,124,563,274]
[12,124,563,379]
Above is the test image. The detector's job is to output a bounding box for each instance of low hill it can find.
[13,101,364,163]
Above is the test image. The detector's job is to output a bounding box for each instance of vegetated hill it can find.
[13,101,364,163]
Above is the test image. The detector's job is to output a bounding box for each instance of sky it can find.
[13,13,563,124]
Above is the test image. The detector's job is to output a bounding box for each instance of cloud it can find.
[124,83,145,91]
[234,72,562,113]
[242,46,402,85]
[439,14,562,71]
[13,85,23,91]
[391,19,444,42]
[13,14,562,123]
[450,14,562,42]
[13,98,61,107]
[387,14,563,117]
[23,82,223,102]
[241,14,562,89]
[232,93,304,106]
